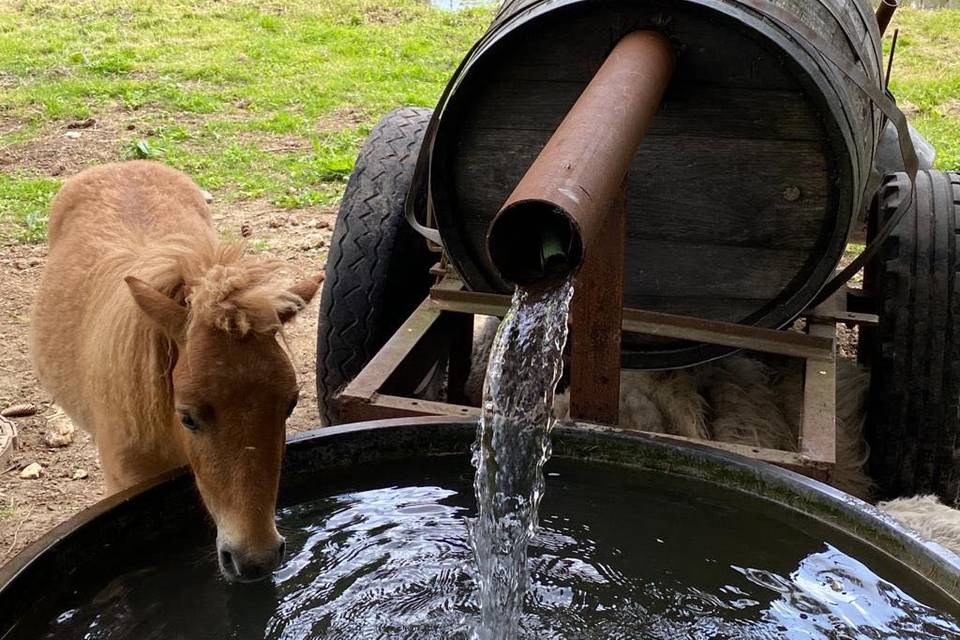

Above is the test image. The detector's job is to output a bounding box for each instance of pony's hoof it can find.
[43,409,75,448]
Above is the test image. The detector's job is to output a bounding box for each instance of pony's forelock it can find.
[123,234,302,337]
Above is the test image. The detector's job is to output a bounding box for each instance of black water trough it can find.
[2,418,959,638]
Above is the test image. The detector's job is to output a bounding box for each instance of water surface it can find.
[18,456,960,640]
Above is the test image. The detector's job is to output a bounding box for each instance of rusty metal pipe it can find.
[877,0,898,37]
[486,30,675,286]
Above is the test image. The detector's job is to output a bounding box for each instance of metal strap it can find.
[403,1,534,246]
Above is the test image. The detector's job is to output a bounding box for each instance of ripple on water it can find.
[19,458,960,640]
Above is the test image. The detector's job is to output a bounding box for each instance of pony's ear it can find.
[279,273,324,324]
[125,276,188,339]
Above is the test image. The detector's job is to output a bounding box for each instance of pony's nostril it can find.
[219,542,283,582]
[219,548,238,576]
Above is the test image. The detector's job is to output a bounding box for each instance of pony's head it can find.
[124,254,321,583]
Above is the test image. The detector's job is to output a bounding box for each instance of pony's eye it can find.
[179,410,199,431]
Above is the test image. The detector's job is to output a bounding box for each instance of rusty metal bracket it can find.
[337,275,842,480]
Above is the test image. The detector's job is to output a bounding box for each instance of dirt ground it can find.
[0,193,335,562]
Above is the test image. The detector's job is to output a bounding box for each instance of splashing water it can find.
[468,279,575,640]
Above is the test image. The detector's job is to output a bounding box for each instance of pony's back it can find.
[47,160,212,247]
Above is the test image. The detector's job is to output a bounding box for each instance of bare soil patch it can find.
[0,116,133,178]
[315,107,369,132]
[940,97,960,118]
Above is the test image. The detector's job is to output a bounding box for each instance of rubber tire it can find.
[867,170,960,503]
[316,107,436,426]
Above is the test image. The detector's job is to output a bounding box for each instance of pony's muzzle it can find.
[217,537,286,583]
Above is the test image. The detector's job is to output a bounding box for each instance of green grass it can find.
[885,8,960,171]
[0,0,492,241]
[0,172,60,242]
[0,3,957,243]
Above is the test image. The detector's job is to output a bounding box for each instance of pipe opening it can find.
[487,200,584,287]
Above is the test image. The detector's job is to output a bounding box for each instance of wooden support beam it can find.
[569,185,626,425]
[430,288,510,318]
[344,277,465,402]
[800,320,837,466]
[620,308,832,360]
[807,309,878,327]
[341,272,839,478]
[340,394,480,422]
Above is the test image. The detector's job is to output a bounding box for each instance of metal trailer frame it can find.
[334,261,877,484]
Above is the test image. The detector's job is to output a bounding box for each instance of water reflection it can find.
[20,459,960,640]
[743,545,960,640]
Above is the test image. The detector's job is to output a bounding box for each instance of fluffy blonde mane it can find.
[81,231,303,446]
[126,233,304,336]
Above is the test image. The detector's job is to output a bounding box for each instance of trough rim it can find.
[1,416,959,607]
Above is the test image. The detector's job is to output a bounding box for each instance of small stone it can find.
[126,124,136,131]
[317,220,331,230]
[27,257,42,267]
[13,260,27,270]
[19,462,42,479]
[50,164,66,177]
[64,131,82,140]
[2,403,37,418]
[240,222,253,238]
[234,98,252,109]
[267,218,286,229]
[44,412,75,448]
[71,468,88,480]
[200,190,214,204]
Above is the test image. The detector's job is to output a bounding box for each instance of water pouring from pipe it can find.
[470,30,675,638]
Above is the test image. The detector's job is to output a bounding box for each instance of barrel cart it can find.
[315,0,960,504]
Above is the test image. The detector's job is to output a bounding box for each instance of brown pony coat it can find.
[31,160,321,580]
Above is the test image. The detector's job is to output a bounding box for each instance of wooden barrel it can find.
[420,0,884,368]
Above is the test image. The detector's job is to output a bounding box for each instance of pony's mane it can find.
[133,234,304,337]
[82,231,303,441]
